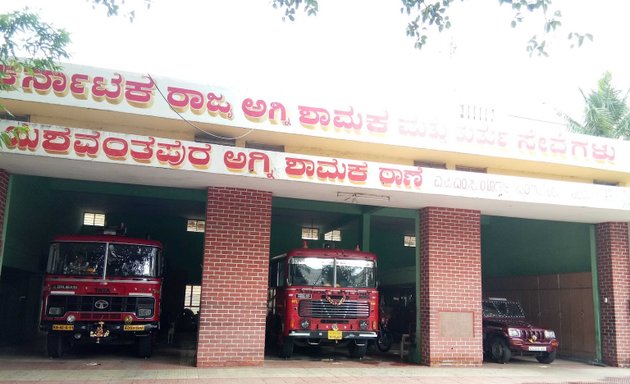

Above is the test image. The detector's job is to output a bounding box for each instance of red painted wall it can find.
[419,207,482,366]
[196,187,272,367]
[596,222,630,367]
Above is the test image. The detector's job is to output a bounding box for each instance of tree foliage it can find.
[0,1,150,147]
[563,72,630,140]
[272,0,592,56]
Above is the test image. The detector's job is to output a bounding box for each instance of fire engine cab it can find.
[267,247,379,358]
[40,233,164,358]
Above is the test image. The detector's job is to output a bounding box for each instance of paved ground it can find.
[0,336,629,384]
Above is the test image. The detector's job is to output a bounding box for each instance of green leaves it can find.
[89,0,152,22]
[272,0,319,22]
[272,0,591,55]
[400,0,459,50]
[0,9,71,93]
[563,72,630,140]
[568,32,593,48]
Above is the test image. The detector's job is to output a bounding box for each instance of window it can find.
[187,219,205,233]
[404,235,416,247]
[455,165,487,173]
[184,285,201,313]
[245,141,285,152]
[594,179,619,186]
[0,113,30,122]
[413,160,447,169]
[301,227,319,240]
[324,229,341,242]
[194,132,236,147]
[83,212,105,227]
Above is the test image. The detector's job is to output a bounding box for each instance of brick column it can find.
[419,207,482,367]
[596,222,630,367]
[196,187,272,367]
[0,170,9,261]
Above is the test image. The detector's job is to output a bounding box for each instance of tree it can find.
[0,1,150,147]
[272,0,592,56]
[563,72,630,140]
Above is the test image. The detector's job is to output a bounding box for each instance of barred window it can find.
[184,285,201,313]
[187,219,205,233]
[324,229,341,242]
[83,212,105,227]
[301,227,319,240]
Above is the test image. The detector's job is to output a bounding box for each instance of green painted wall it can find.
[482,216,591,278]
[4,175,207,282]
[4,176,58,272]
[370,223,416,271]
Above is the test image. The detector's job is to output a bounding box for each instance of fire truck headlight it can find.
[359,320,368,330]
[66,315,76,323]
[544,330,556,339]
[137,308,153,318]
[48,307,63,316]
[300,319,310,329]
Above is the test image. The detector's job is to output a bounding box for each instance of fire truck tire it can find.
[376,331,393,352]
[136,335,153,358]
[349,342,368,358]
[46,333,64,358]
[278,337,294,359]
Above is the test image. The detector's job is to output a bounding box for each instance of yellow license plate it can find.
[328,330,342,340]
[124,325,145,331]
[52,324,74,331]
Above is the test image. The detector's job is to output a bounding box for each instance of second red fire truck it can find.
[267,246,379,358]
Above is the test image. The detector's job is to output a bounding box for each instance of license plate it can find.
[328,330,342,340]
[529,346,547,352]
[52,324,74,331]
[124,325,146,331]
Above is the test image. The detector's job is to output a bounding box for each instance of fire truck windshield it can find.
[288,257,375,288]
[48,242,161,278]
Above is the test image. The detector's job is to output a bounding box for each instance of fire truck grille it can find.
[298,299,370,319]
[47,295,154,317]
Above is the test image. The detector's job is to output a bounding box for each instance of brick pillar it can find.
[0,170,8,260]
[196,187,272,367]
[419,207,482,367]
[596,222,630,367]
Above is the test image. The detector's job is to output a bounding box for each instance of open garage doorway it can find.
[0,175,206,359]
[267,198,418,362]
[481,216,598,362]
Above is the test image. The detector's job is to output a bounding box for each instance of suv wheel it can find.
[536,350,556,364]
[490,337,511,363]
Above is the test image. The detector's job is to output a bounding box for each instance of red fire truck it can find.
[40,234,164,358]
[267,247,379,358]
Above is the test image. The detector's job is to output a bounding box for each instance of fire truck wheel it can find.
[278,337,294,359]
[46,333,64,358]
[136,335,153,358]
[349,342,368,358]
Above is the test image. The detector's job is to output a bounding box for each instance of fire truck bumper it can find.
[42,321,159,336]
[288,330,378,340]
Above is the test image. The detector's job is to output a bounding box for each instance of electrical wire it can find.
[148,74,255,141]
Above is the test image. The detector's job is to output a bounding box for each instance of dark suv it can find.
[482,298,559,364]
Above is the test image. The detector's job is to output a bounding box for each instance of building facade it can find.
[0,63,629,367]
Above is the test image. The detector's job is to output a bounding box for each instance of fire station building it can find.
[0,63,629,367]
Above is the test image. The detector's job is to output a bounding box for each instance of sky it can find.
[3,0,630,126]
